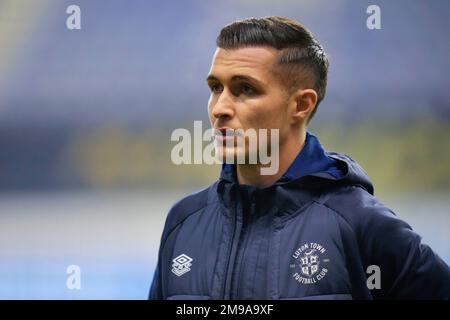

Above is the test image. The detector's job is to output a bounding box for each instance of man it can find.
[149,17,450,299]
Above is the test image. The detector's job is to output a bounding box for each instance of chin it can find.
[215,146,240,163]
[216,146,258,165]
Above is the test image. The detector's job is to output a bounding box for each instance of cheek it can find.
[248,100,287,129]
[233,92,288,130]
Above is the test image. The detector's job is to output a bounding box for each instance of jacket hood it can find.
[219,131,374,195]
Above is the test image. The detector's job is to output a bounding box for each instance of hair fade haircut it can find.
[216,16,329,123]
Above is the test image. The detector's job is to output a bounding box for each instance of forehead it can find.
[208,47,279,81]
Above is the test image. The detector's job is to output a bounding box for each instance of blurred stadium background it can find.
[0,0,449,299]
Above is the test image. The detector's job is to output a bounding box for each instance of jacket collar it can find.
[219,131,345,185]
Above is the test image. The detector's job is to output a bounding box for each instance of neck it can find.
[236,131,306,188]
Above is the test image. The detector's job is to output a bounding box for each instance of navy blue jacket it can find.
[149,132,450,300]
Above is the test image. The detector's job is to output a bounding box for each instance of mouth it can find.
[214,127,241,142]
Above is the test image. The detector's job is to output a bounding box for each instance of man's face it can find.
[207,47,292,162]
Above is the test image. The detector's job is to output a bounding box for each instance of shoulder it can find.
[320,185,412,241]
[160,181,219,243]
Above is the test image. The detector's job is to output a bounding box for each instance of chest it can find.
[162,202,354,300]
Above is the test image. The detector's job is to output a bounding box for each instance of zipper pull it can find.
[250,193,257,215]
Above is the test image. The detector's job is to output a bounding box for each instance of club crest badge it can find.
[290,242,330,284]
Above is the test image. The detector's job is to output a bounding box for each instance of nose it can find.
[210,88,235,120]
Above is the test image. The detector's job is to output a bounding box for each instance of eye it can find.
[240,83,256,95]
[209,83,223,94]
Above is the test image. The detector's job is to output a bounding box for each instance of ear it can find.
[291,89,318,124]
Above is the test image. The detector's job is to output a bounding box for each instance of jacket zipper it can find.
[233,200,256,298]
[221,193,242,299]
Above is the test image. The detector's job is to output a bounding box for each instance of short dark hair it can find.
[216,16,329,123]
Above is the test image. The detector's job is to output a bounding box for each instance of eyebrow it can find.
[206,74,265,86]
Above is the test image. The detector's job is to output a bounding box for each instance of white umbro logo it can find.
[171,254,193,277]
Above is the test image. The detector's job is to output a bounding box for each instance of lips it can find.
[219,128,231,137]
[214,128,238,144]
[214,127,241,137]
